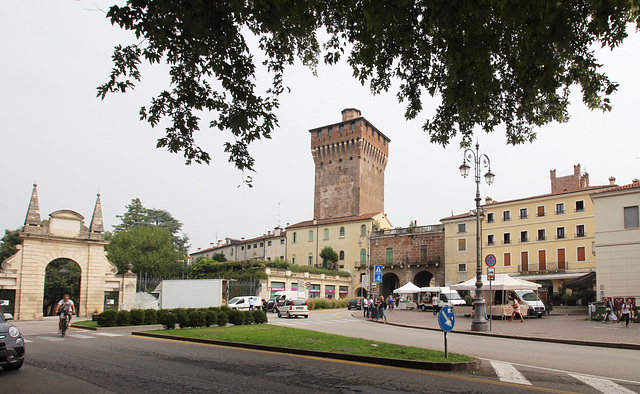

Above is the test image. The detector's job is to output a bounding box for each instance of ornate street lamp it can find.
[358,236,371,298]
[459,143,494,332]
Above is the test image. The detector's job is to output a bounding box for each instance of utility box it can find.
[152,279,224,309]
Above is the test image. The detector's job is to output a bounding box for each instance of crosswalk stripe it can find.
[37,336,65,341]
[68,334,96,339]
[569,373,636,394]
[92,332,124,337]
[489,360,532,386]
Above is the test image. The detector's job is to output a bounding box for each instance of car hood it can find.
[0,321,14,334]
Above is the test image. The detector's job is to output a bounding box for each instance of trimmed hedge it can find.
[95,307,267,329]
[308,298,349,310]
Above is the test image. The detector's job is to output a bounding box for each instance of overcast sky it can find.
[2,1,639,253]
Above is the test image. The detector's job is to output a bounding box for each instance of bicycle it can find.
[59,313,69,337]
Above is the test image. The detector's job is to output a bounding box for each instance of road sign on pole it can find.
[362,275,369,288]
[487,267,495,281]
[438,306,456,359]
[374,265,383,283]
[485,254,497,267]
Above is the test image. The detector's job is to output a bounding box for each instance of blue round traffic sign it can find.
[438,306,456,332]
[485,254,496,267]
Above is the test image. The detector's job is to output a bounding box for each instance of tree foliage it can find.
[43,259,81,316]
[211,252,227,262]
[0,229,21,262]
[106,225,184,276]
[100,1,639,172]
[320,246,339,269]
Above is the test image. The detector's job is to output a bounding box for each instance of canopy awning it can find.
[450,274,541,291]
[516,272,589,281]
[562,272,596,289]
[393,282,421,294]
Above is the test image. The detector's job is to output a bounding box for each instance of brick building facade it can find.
[310,108,390,220]
[361,224,445,297]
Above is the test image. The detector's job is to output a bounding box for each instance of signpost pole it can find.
[489,279,492,332]
[444,331,448,359]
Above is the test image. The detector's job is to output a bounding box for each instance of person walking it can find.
[363,297,370,318]
[431,292,439,316]
[619,299,632,327]
[376,295,387,323]
[387,294,394,312]
[603,298,614,323]
[511,297,524,322]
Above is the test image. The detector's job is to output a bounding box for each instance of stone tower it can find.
[310,108,390,220]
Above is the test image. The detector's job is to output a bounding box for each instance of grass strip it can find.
[72,320,99,327]
[150,324,473,363]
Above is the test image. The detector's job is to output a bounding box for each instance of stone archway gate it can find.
[0,185,135,320]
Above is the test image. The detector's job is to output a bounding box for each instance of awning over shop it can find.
[393,282,421,294]
[562,272,597,289]
[451,274,540,291]
[515,272,590,281]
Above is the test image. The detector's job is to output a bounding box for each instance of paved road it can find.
[4,314,639,393]
[2,319,541,393]
[269,309,640,393]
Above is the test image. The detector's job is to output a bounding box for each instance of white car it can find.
[277,299,309,318]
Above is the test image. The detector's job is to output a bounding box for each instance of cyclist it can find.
[54,294,75,332]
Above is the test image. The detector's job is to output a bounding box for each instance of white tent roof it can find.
[393,282,422,294]
[450,274,541,291]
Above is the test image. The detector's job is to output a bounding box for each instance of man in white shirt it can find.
[54,294,75,331]
[363,297,370,318]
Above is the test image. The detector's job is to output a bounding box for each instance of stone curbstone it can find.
[132,331,479,372]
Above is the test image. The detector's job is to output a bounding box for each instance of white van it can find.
[228,296,261,311]
[418,287,466,311]
[492,290,545,318]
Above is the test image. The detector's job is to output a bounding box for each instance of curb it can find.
[131,331,479,372]
[70,324,164,331]
[358,316,640,351]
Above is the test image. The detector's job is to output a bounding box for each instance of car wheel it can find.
[286,311,291,318]
[2,360,23,371]
[304,315,309,318]
[347,306,351,310]
[421,305,427,312]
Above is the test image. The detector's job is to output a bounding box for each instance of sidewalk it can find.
[359,309,640,349]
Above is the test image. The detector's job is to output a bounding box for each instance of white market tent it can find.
[450,274,541,291]
[393,282,422,294]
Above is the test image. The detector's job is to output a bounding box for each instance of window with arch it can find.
[339,251,345,261]
[308,230,314,241]
[360,249,366,266]
[360,224,367,236]
[292,255,296,265]
[339,226,345,238]
[323,228,329,240]
[292,232,297,243]
[308,253,313,266]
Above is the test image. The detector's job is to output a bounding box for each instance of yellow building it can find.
[441,213,478,286]
[285,212,392,297]
[481,165,613,295]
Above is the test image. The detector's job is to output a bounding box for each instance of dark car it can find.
[0,313,25,371]
[265,298,284,313]
[347,298,364,310]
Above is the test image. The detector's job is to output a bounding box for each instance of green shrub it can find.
[219,306,231,312]
[144,309,158,324]
[217,310,229,326]
[252,310,267,324]
[227,309,244,325]
[157,309,169,321]
[173,308,189,328]
[96,309,118,327]
[205,310,218,327]
[116,310,131,326]
[307,298,347,310]
[129,309,145,325]
[188,310,206,328]
[159,312,177,329]
[242,311,254,325]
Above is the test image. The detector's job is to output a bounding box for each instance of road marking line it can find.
[23,339,34,343]
[68,334,96,339]
[93,332,123,337]
[489,360,532,386]
[37,336,65,341]
[569,373,636,394]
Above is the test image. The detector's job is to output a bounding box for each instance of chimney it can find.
[210,242,214,247]
[485,196,494,204]
[633,178,640,184]
[341,108,361,121]
[197,247,201,251]
[574,164,581,175]
[550,169,556,180]
[609,176,616,186]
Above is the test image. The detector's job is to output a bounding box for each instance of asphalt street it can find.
[3,313,639,393]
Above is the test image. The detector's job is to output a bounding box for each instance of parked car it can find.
[347,298,364,310]
[277,299,309,318]
[265,297,285,313]
[228,296,261,311]
[0,313,25,371]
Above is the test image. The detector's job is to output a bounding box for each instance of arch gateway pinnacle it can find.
[0,185,136,319]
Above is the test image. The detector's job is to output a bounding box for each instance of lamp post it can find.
[459,143,495,332]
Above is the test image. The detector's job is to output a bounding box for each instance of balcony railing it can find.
[575,232,587,238]
[519,262,569,273]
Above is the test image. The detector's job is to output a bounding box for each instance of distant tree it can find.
[146,208,183,236]
[0,229,21,262]
[320,246,339,270]
[113,198,148,232]
[211,252,227,262]
[105,226,183,277]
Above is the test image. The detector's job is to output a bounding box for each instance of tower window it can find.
[339,125,344,134]
[323,228,329,240]
[309,230,314,242]
[328,127,333,136]
[318,130,322,139]
[339,227,345,238]
[351,122,355,131]
[361,224,367,236]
